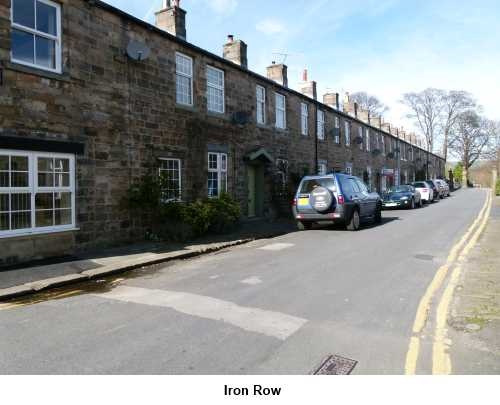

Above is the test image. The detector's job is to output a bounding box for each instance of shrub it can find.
[125,175,241,240]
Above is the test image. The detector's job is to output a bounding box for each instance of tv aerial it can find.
[126,40,151,61]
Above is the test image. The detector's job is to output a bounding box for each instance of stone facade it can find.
[0,0,445,265]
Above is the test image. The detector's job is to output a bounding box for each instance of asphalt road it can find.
[0,188,489,374]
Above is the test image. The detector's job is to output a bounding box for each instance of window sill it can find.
[175,103,196,113]
[2,61,70,82]
[0,227,79,240]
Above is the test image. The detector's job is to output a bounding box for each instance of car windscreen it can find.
[413,182,427,188]
[300,178,336,194]
[388,186,411,193]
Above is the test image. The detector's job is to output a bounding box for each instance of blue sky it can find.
[104,0,500,130]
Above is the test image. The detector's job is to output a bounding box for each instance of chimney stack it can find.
[323,92,340,110]
[343,93,356,117]
[357,109,370,124]
[155,0,187,41]
[267,62,288,87]
[371,116,382,128]
[381,122,391,133]
[299,69,317,100]
[223,35,248,69]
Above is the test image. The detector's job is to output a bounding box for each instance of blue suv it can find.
[292,173,383,231]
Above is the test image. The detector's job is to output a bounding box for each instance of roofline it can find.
[90,0,443,161]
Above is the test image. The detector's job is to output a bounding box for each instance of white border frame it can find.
[275,92,286,129]
[206,65,225,114]
[0,149,76,238]
[175,52,194,107]
[10,0,62,74]
[158,158,182,202]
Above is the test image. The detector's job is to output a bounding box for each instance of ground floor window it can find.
[345,163,353,176]
[159,158,182,202]
[318,160,327,175]
[0,150,75,237]
[208,152,227,197]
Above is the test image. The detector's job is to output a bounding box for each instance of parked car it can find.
[382,185,422,209]
[436,179,451,197]
[412,181,434,204]
[425,179,442,201]
[293,173,382,231]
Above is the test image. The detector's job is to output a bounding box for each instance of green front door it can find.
[247,166,256,217]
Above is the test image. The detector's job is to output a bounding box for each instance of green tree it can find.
[453,162,464,183]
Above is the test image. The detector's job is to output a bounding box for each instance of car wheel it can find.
[419,199,423,208]
[297,221,313,231]
[347,209,361,231]
[410,199,415,209]
[374,205,382,224]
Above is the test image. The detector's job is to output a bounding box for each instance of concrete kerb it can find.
[0,238,256,302]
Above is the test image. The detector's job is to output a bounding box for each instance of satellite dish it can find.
[126,40,151,61]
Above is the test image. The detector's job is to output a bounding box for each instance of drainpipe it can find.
[314,103,318,174]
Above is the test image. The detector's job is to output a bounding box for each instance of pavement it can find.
[447,195,500,374]
[0,188,493,374]
[0,219,296,299]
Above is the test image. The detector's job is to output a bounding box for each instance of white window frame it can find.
[300,103,308,136]
[256,85,266,125]
[366,166,372,190]
[10,0,62,74]
[345,163,353,176]
[382,135,386,155]
[275,93,286,129]
[366,129,371,152]
[317,110,325,140]
[334,117,340,144]
[207,152,227,198]
[276,158,289,186]
[318,160,327,176]
[344,121,351,146]
[175,52,193,106]
[358,126,363,150]
[158,158,182,202]
[206,65,225,113]
[0,149,76,238]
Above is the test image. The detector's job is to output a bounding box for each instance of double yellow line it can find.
[404,190,493,374]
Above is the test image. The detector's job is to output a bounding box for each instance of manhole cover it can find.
[414,254,434,261]
[312,355,358,375]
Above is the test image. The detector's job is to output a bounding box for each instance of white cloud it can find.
[207,0,238,16]
[256,18,287,35]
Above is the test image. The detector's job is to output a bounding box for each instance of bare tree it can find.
[401,88,446,153]
[350,92,388,116]
[449,111,492,186]
[441,91,477,161]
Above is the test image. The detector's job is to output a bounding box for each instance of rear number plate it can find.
[385,203,397,207]
[298,198,309,206]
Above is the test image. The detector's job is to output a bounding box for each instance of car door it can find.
[355,178,372,217]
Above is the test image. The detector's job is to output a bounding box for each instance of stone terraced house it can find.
[0,0,445,265]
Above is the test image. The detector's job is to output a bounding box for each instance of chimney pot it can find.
[227,34,234,43]
[302,69,308,82]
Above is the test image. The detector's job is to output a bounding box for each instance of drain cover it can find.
[414,254,434,261]
[312,355,358,375]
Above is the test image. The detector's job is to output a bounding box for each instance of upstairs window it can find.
[381,135,386,155]
[207,66,225,113]
[275,93,286,129]
[176,53,193,106]
[317,110,325,140]
[366,129,371,152]
[300,103,308,136]
[344,121,351,146]
[11,0,61,73]
[358,127,363,150]
[256,85,266,124]
[334,117,340,144]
